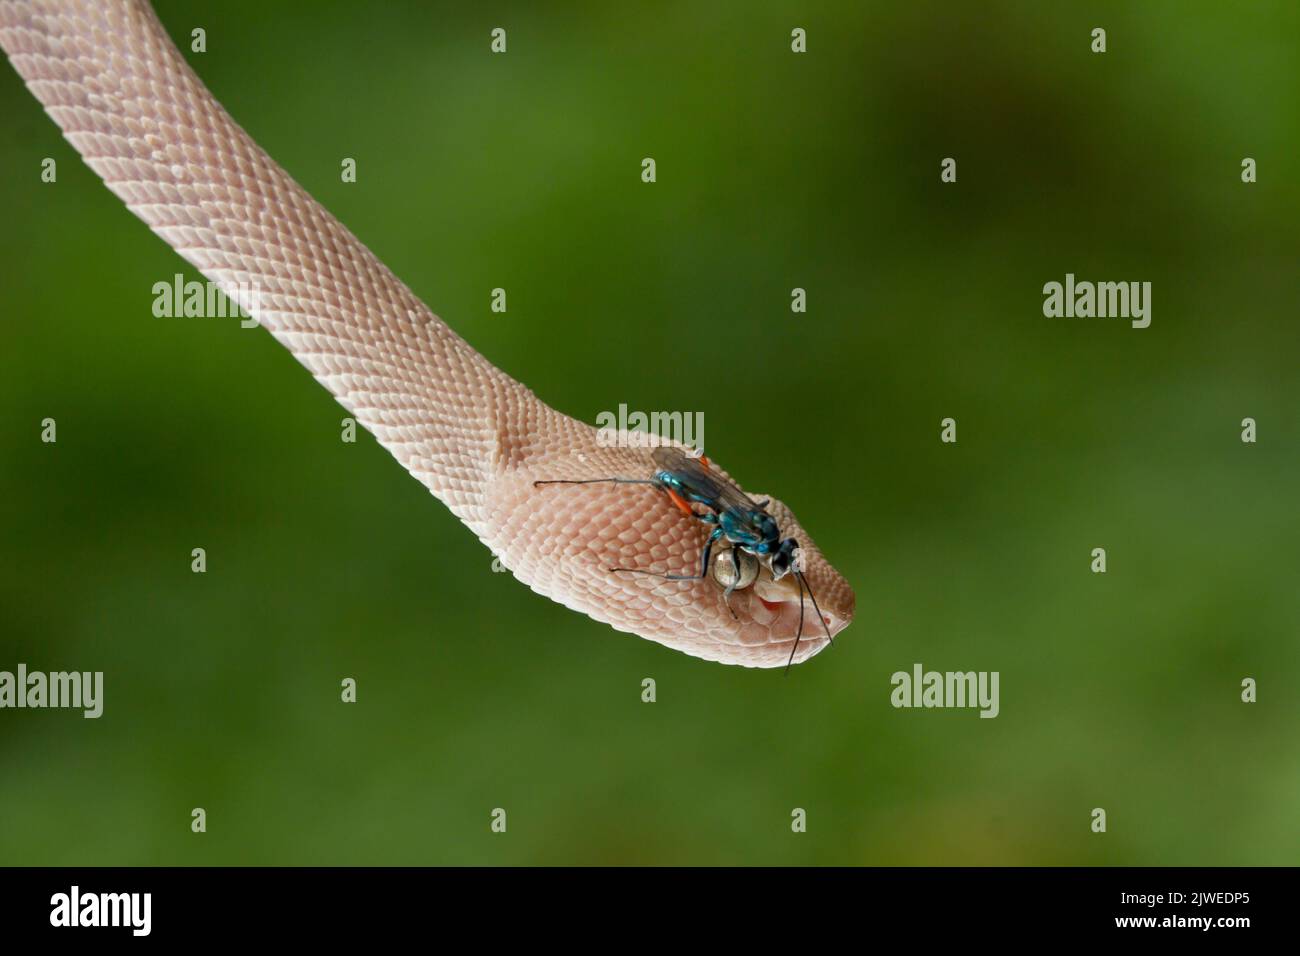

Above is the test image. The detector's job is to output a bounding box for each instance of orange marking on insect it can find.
[699,455,711,469]
[665,486,696,517]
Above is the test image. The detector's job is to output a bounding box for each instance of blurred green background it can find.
[1,0,1297,865]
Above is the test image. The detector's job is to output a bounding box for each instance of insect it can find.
[535,446,833,671]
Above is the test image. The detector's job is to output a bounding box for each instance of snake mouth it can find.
[750,571,845,650]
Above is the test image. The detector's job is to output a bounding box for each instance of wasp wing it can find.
[651,446,758,513]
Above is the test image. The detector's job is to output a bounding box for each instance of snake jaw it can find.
[740,494,855,665]
[733,546,852,665]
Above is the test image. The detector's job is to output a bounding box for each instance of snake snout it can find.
[748,564,853,663]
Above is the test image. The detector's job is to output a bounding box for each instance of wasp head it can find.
[769,537,801,581]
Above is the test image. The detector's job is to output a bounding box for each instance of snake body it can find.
[1,0,854,667]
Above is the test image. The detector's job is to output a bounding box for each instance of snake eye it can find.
[711,547,759,591]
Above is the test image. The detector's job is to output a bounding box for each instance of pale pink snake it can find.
[0,0,854,667]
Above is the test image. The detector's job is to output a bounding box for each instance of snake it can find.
[0,0,855,667]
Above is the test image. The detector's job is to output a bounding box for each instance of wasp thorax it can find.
[711,547,759,590]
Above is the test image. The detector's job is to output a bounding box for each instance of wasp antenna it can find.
[784,573,807,676]
[798,570,834,647]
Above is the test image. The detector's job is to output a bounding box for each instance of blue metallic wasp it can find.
[535,446,833,670]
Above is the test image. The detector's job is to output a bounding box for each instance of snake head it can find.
[737,495,855,667]
[504,438,856,669]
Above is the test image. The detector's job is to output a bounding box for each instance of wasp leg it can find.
[720,546,742,620]
[663,486,698,517]
[533,477,658,488]
[611,527,722,583]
